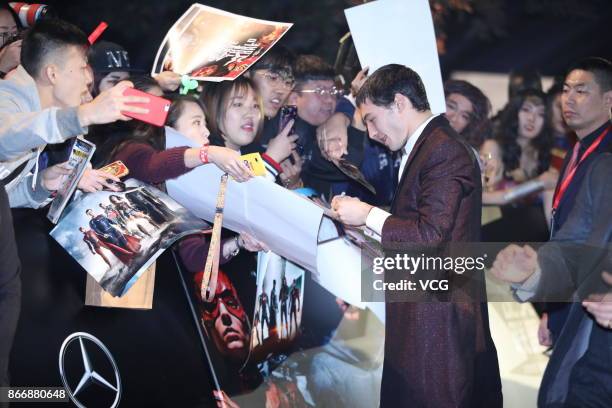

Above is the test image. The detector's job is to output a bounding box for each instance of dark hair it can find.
[199,76,263,146]
[293,54,334,85]
[356,64,430,111]
[565,57,612,93]
[508,69,542,99]
[444,79,492,149]
[545,81,564,131]
[497,89,552,176]
[250,45,295,77]
[166,95,207,130]
[0,2,22,31]
[91,75,165,166]
[20,18,88,79]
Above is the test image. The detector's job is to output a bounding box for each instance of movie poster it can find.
[250,253,305,359]
[178,247,384,407]
[51,179,209,297]
[152,4,292,81]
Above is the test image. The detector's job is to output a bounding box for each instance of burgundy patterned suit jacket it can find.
[379,115,502,408]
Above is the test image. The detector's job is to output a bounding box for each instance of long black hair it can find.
[444,79,492,149]
[497,89,552,177]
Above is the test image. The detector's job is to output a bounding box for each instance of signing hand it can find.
[78,169,121,193]
[77,81,150,127]
[490,244,538,284]
[330,194,373,226]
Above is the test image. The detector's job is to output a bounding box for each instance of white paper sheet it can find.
[165,128,323,272]
[345,0,445,114]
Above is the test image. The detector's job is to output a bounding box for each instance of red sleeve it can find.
[178,235,233,274]
[113,143,191,184]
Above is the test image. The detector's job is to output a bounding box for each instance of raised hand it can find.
[154,71,182,92]
[490,244,538,284]
[265,119,297,163]
[317,113,350,161]
[77,81,150,127]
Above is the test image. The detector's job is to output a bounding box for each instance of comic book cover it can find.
[47,137,96,224]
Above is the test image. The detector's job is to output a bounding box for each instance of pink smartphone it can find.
[122,87,171,127]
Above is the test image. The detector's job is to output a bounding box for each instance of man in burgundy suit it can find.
[332,64,502,407]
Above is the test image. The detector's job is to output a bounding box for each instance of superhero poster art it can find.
[51,179,209,297]
[152,4,292,82]
[250,252,304,360]
[182,255,311,407]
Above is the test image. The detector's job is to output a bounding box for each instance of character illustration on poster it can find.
[188,259,309,407]
[152,4,292,81]
[250,253,304,359]
[51,179,209,297]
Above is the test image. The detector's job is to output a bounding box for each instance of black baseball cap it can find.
[88,41,142,74]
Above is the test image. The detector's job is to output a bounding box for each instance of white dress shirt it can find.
[365,114,438,238]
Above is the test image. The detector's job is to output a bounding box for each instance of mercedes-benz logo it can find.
[58,332,122,408]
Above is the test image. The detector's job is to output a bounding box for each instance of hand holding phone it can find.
[279,105,297,135]
[77,81,150,126]
[121,87,171,126]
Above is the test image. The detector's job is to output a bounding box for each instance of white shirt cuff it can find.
[365,206,391,238]
[511,266,542,302]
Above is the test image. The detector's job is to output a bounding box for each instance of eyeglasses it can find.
[296,86,344,98]
[0,29,21,47]
[261,71,295,89]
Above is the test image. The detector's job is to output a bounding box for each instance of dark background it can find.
[34,0,612,79]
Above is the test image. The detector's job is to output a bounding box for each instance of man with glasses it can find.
[246,46,296,123]
[278,54,362,197]
[0,2,21,78]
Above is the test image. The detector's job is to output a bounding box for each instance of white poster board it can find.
[345,0,445,114]
[165,128,384,320]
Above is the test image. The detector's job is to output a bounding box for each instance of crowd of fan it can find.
[1,2,612,406]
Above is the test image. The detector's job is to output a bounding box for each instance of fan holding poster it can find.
[152,4,292,82]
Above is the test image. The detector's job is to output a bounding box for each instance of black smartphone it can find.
[279,105,297,134]
[279,105,303,163]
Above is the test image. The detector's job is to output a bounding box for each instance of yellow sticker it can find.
[240,153,267,176]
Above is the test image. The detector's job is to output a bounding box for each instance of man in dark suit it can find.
[491,154,612,407]
[332,64,502,408]
[491,57,612,407]
[542,57,612,346]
